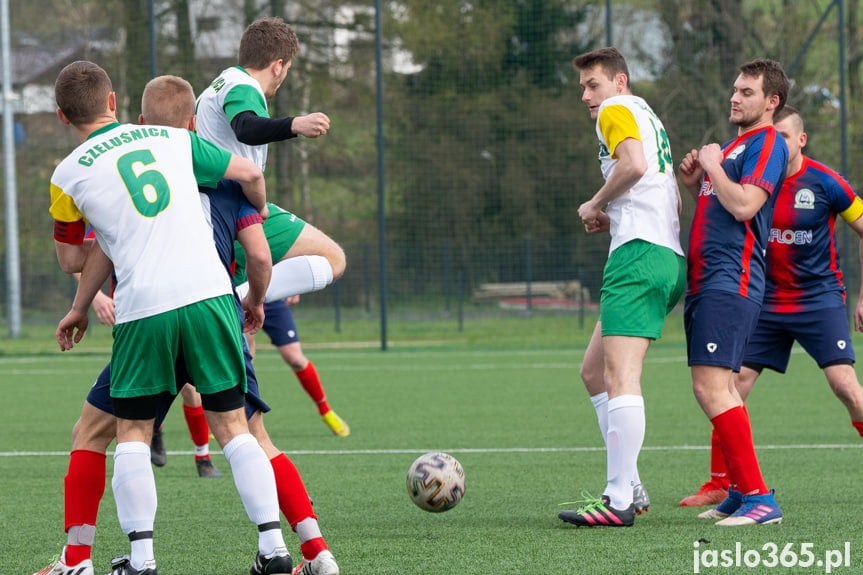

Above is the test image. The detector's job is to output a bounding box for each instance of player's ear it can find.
[271,58,284,77]
[188,114,196,132]
[799,131,807,148]
[138,113,145,125]
[766,93,780,111]
[108,91,117,113]
[56,108,71,125]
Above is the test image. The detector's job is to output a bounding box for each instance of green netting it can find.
[1,0,860,329]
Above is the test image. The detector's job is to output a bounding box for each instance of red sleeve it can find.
[53,219,86,244]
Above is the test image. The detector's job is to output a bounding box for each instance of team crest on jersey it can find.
[598,142,610,159]
[794,188,815,209]
[727,144,746,160]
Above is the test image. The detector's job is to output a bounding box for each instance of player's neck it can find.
[246,68,273,96]
[787,154,804,176]
[737,118,772,136]
[75,115,118,143]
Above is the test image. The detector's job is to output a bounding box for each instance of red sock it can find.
[853,421,863,437]
[300,538,328,561]
[183,403,210,460]
[711,406,769,496]
[65,450,106,565]
[709,427,730,489]
[270,453,317,528]
[296,361,330,415]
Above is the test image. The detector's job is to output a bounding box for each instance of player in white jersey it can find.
[196,18,343,575]
[49,61,291,575]
[558,48,685,528]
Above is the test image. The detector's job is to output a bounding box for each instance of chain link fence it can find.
[1,0,860,336]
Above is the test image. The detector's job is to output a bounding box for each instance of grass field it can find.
[2,314,863,574]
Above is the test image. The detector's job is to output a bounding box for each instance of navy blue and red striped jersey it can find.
[687,126,788,302]
[763,156,863,313]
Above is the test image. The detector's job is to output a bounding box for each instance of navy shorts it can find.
[743,307,855,373]
[263,299,300,346]
[684,290,761,371]
[86,336,271,425]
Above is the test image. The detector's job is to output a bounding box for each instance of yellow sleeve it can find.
[49,183,84,222]
[597,104,641,158]
[840,196,863,224]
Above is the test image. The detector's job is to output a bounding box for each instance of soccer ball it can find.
[406,452,466,512]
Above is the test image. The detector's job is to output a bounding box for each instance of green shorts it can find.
[110,294,246,399]
[234,202,306,284]
[600,239,685,339]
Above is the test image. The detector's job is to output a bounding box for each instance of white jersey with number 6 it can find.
[49,123,232,324]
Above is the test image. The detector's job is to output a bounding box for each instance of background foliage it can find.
[2,0,863,337]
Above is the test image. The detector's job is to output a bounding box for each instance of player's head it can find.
[730,59,789,130]
[773,105,806,172]
[239,17,299,97]
[573,47,631,120]
[54,60,115,127]
[139,75,196,130]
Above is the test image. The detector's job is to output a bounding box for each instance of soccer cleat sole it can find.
[715,515,782,526]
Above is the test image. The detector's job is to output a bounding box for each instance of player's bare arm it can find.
[578,137,646,228]
[54,237,88,274]
[678,149,703,199]
[847,214,863,332]
[236,222,272,334]
[291,112,331,138]
[223,155,268,218]
[57,243,113,351]
[72,272,115,326]
[699,143,768,221]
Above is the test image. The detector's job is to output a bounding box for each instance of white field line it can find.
[3,442,861,457]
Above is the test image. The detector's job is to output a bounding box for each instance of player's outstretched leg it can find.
[179,385,222,478]
[249,412,339,574]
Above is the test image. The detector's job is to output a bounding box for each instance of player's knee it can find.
[831,379,863,408]
[328,244,346,279]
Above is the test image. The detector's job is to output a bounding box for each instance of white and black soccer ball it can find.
[406,452,466,512]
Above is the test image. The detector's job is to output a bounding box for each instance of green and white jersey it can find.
[196,66,269,171]
[49,122,234,324]
[595,94,683,257]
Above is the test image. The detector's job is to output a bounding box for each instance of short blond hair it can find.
[141,75,195,129]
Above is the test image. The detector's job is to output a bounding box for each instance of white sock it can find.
[603,395,645,510]
[113,441,156,568]
[294,517,323,545]
[235,255,334,302]
[590,392,609,446]
[222,433,285,554]
[194,444,210,458]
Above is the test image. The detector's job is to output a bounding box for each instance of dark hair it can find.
[141,75,195,129]
[573,47,630,89]
[739,59,789,114]
[54,61,113,126]
[238,17,299,70]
